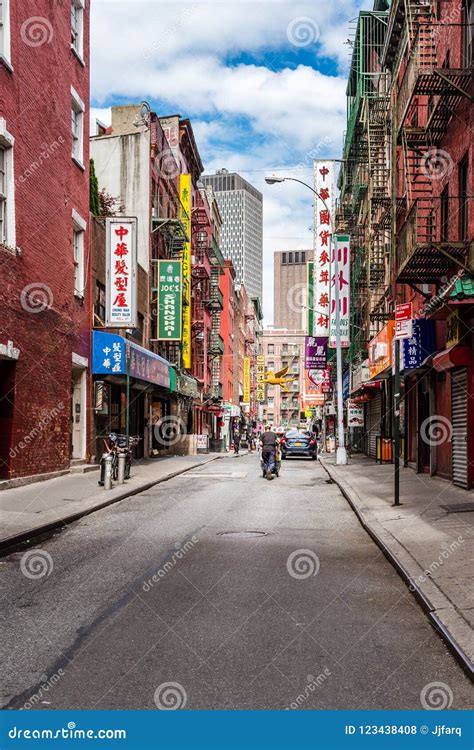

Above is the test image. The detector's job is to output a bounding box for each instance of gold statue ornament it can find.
[264,366,298,392]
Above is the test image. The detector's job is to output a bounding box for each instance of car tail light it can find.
[309,439,316,445]
[280,437,286,444]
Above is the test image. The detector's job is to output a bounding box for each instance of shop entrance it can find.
[0,360,16,479]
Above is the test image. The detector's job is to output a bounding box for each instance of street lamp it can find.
[265,174,347,465]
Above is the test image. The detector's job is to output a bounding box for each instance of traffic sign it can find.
[395,302,413,340]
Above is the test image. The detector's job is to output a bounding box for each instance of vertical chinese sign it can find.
[307,260,314,336]
[157,260,182,340]
[329,235,350,348]
[180,174,192,368]
[256,355,266,403]
[105,218,137,327]
[313,160,336,338]
[243,357,251,404]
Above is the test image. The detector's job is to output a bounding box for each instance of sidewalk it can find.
[0,453,228,552]
[320,454,474,674]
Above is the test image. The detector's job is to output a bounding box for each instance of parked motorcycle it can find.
[98,433,141,485]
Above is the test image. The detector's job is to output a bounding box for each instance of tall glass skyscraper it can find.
[202,170,263,302]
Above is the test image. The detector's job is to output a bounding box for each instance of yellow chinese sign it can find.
[256,355,266,402]
[179,174,192,369]
[446,309,460,349]
[243,357,251,403]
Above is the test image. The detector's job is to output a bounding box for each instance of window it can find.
[95,281,106,322]
[0,119,15,247]
[459,154,469,240]
[294,251,300,264]
[0,147,5,244]
[463,0,473,67]
[0,0,12,68]
[71,87,85,167]
[71,0,84,61]
[72,209,86,297]
[282,252,287,264]
[267,360,274,370]
[267,344,274,355]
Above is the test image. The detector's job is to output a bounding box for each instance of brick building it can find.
[260,329,306,429]
[338,0,473,488]
[0,1,90,479]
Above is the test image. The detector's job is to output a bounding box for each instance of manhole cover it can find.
[440,502,474,514]
[217,530,268,538]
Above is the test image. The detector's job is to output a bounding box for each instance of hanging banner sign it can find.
[395,302,413,340]
[307,261,314,336]
[243,356,251,404]
[256,355,266,402]
[347,400,365,427]
[313,160,336,337]
[180,174,192,368]
[157,260,182,341]
[308,367,330,392]
[105,218,137,327]
[305,336,327,370]
[329,235,350,349]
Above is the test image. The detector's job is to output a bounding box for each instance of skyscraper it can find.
[274,250,314,330]
[202,170,263,301]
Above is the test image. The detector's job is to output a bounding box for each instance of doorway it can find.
[71,366,87,461]
[0,360,16,479]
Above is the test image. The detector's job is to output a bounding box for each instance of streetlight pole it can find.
[265,175,347,465]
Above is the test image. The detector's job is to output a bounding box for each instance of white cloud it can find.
[90,0,361,322]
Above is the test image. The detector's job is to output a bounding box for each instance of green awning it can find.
[169,366,176,392]
[449,274,474,301]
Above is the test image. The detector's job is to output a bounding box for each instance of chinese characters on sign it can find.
[347,401,364,428]
[307,261,314,336]
[308,368,330,392]
[243,357,251,404]
[180,174,192,368]
[92,332,126,375]
[395,302,413,340]
[305,336,327,370]
[256,355,266,403]
[329,235,350,349]
[313,160,336,338]
[157,260,182,341]
[106,219,137,327]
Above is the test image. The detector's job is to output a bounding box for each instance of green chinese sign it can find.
[157,260,182,341]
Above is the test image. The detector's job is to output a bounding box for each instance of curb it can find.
[0,455,223,557]
[319,458,474,680]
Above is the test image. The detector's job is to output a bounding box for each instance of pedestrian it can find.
[233,421,241,455]
[260,424,278,480]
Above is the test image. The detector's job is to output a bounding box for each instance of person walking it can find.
[233,421,241,455]
[260,425,278,480]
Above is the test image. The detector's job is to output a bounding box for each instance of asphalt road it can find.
[1,454,472,710]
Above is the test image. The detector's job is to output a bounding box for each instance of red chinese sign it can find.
[313,160,336,337]
[106,219,137,327]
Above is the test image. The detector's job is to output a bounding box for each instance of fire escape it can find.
[191,218,211,386]
[388,1,473,285]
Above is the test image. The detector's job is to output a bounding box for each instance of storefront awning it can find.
[92,331,171,390]
[432,346,473,373]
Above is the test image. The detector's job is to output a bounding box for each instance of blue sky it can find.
[91,0,371,323]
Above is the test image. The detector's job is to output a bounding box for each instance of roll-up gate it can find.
[367,392,382,459]
[451,368,468,489]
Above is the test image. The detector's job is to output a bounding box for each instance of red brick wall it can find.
[0,1,90,478]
